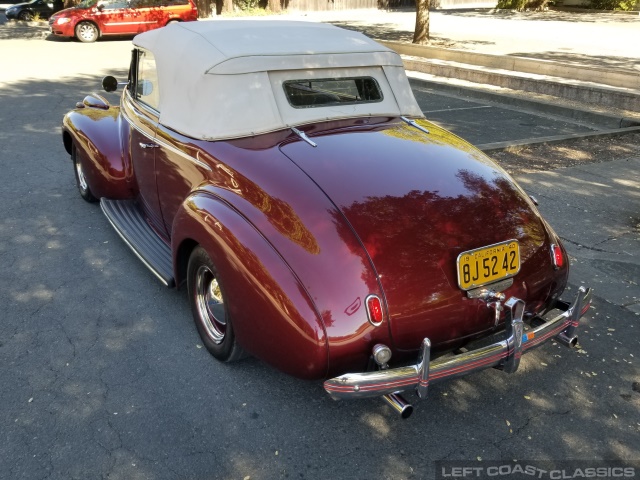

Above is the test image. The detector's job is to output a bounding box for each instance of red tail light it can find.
[366,295,384,326]
[551,244,564,269]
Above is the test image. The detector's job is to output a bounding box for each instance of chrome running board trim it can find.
[101,199,174,288]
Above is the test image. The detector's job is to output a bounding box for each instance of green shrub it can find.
[235,0,260,10]
[587,0,636,9]
[496,0,550,9]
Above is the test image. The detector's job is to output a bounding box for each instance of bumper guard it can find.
[324,286,592,400]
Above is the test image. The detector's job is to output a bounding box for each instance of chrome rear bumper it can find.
[324,286,592,400]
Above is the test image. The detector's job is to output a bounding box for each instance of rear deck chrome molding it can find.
[291,127,318,147]
[401,116,430,135]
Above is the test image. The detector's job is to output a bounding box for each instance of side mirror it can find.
[102,75,118,92]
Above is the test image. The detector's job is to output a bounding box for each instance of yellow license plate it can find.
[457,240,520,291]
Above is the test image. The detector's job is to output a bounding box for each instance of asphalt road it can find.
[1,31,639,480]
[410,83,599,146]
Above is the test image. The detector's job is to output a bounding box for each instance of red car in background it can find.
[48,0,197,43]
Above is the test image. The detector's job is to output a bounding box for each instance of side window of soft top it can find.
[128,48,160,112]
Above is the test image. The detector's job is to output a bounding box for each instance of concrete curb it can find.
[407,75,640,130]
[381,40,639,90]
[402,56,640,112]
[477,125,640,152]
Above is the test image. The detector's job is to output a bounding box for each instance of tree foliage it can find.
[587,0,637,9]
[496,0,550,10]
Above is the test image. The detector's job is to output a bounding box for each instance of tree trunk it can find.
[268,0,281,12]
[413,0,430,44]
[196,0,211,17]
[214,0,226,14]
[217,0,233,14]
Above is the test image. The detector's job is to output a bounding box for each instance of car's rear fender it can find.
[62,100,134,200]
[171,191,330,380]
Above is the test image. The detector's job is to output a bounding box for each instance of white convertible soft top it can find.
[133,20,424,141]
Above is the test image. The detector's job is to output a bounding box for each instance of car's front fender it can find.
[62,98,133,200]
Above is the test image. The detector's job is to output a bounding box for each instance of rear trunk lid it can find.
[279,119,552,351]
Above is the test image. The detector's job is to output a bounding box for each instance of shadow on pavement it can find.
[438,9,640,24]
[330,20,497,47]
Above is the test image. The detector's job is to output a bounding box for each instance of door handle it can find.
[139,143,159,149]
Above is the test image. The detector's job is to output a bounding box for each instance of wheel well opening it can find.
[176,239,198,290]
[63,131,73,155]
[77,20,98,26]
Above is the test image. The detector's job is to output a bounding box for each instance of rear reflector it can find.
[366,295,384,326]
[551,244,564,269]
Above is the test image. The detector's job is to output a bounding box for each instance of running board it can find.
[100,199,175,287]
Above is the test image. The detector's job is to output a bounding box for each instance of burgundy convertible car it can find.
[61,20,591,417]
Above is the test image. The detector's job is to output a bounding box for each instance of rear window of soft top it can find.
[283,77,383,109]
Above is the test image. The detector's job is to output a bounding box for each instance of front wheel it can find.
[18,10,32,20]
[187,246,244,362]
[75,22,99,43]
[72,144,98,203]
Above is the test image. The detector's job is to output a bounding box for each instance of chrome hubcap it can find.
[195,265,226,344]
[75,160,88,192]
[79,25,95,41]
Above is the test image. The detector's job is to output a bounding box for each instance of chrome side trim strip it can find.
[104,21,158,26]
[122,113,212,172]
[122,110,155,142]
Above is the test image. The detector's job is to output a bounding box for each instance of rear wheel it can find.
[75,22,99,43]
[187,246,244,362]
[72,144,98,203]
[166,19,180,26]
[18,10,32,20]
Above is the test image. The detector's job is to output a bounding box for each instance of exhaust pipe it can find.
[555,286,591,349]
[383,393,414,419]
[556,331,578,348]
